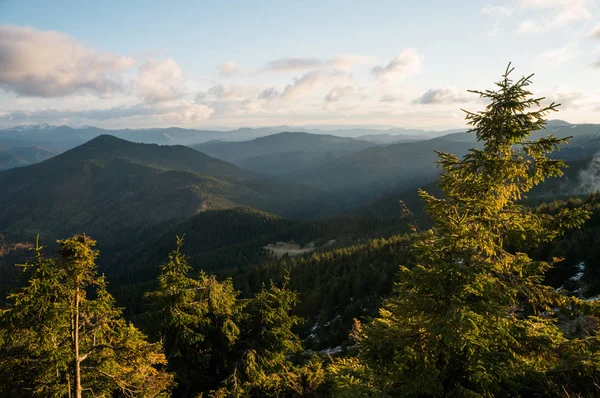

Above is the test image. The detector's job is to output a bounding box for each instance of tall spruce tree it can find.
[0,235,172,397]
[145,235,243,395]
[147,237,325,397]
[331,66,600,396]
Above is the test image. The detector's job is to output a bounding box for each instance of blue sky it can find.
[0,0,599,130]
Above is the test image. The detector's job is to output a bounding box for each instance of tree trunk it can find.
[74,288,82,398]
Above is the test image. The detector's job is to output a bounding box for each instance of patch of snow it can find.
[324,315,341,327]
[7,123,58,132]
[319,346,343,356]
[571,272,584,282]
[570,262,585,282]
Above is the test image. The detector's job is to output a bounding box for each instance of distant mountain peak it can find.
[79,134,133,149]
[5,123,59,132]
[547,119,571,126]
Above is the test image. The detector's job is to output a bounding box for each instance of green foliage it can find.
[0,235,172,397]
[231,235,414,349]
[146,237,325,397]
[145,235,242,395]
[336,66,600,397]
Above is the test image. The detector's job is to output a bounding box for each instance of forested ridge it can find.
[3,67,600,397]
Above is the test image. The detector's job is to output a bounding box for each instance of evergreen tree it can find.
[0,235,172,397]
[223,279,324,397]
[146,235,242,395]
[147,237,325,397]
[333,65,600,396]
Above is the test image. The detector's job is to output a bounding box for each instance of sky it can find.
[0,0,599,130]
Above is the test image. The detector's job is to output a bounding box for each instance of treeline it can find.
[225,235,415,350]
[0,234,327,397]
[102,209,410,318]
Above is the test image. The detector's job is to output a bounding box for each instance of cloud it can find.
[136,58,186,104]
[259,54,374,74]
[372,49,423,80]
[281,71,324,99]
[218,60,237,76]
[195,84,263,108]
[325,85,356,102]
[258,87,280,100]
[542,84,589,109]
[1,101,213,124]
[413,85,472,105]
[518,0,592,33]
[380,94,397,103]
[156,102,213,123]
[264,57,322,72]
[327,55,374,71]
[588,23,600,38]
[0,25,135,97]
[481,5,514,17]
[535,42,578,65]
[206,84,250,100]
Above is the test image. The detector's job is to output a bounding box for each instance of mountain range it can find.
[2,119,600,350]
[0,135,335,248]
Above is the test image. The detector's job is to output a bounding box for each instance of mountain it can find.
[0,146,60,170]
[191,132,378,175]
[0,135,333,248]
[0,124,297,149]
[354,133,423,144]
[0,124,449,160]
[286,133,481,206]
[284,123,600,209]
[303,126,462,139]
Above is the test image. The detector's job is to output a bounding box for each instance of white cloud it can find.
[257,54,374,74]
[281,71,324,99]
[264,57,322,72]
[206,84,252,100]
[258,87,280,100]
[137,58,185,104]
[481,5,514,17]
[380,94,397,103]
[518,0,592,33]
[413,85,473,105]
[535,42,579,65]
[0,25,135,97]
[372,49,423,81]
[327,55,374,71]
[218,60,238,76]
[545,85,587,109]
[325,85,356,102]
[155,102,213,123]
[588,23,600,38]
[1,101,213,124]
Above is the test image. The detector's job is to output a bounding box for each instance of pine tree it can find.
[333,65,600,396]
[147,237,325,397]
[146,235,242,395]
[0,235,173,397]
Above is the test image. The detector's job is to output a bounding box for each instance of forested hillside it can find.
[191,132,377,176]
[0,135,341,246]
